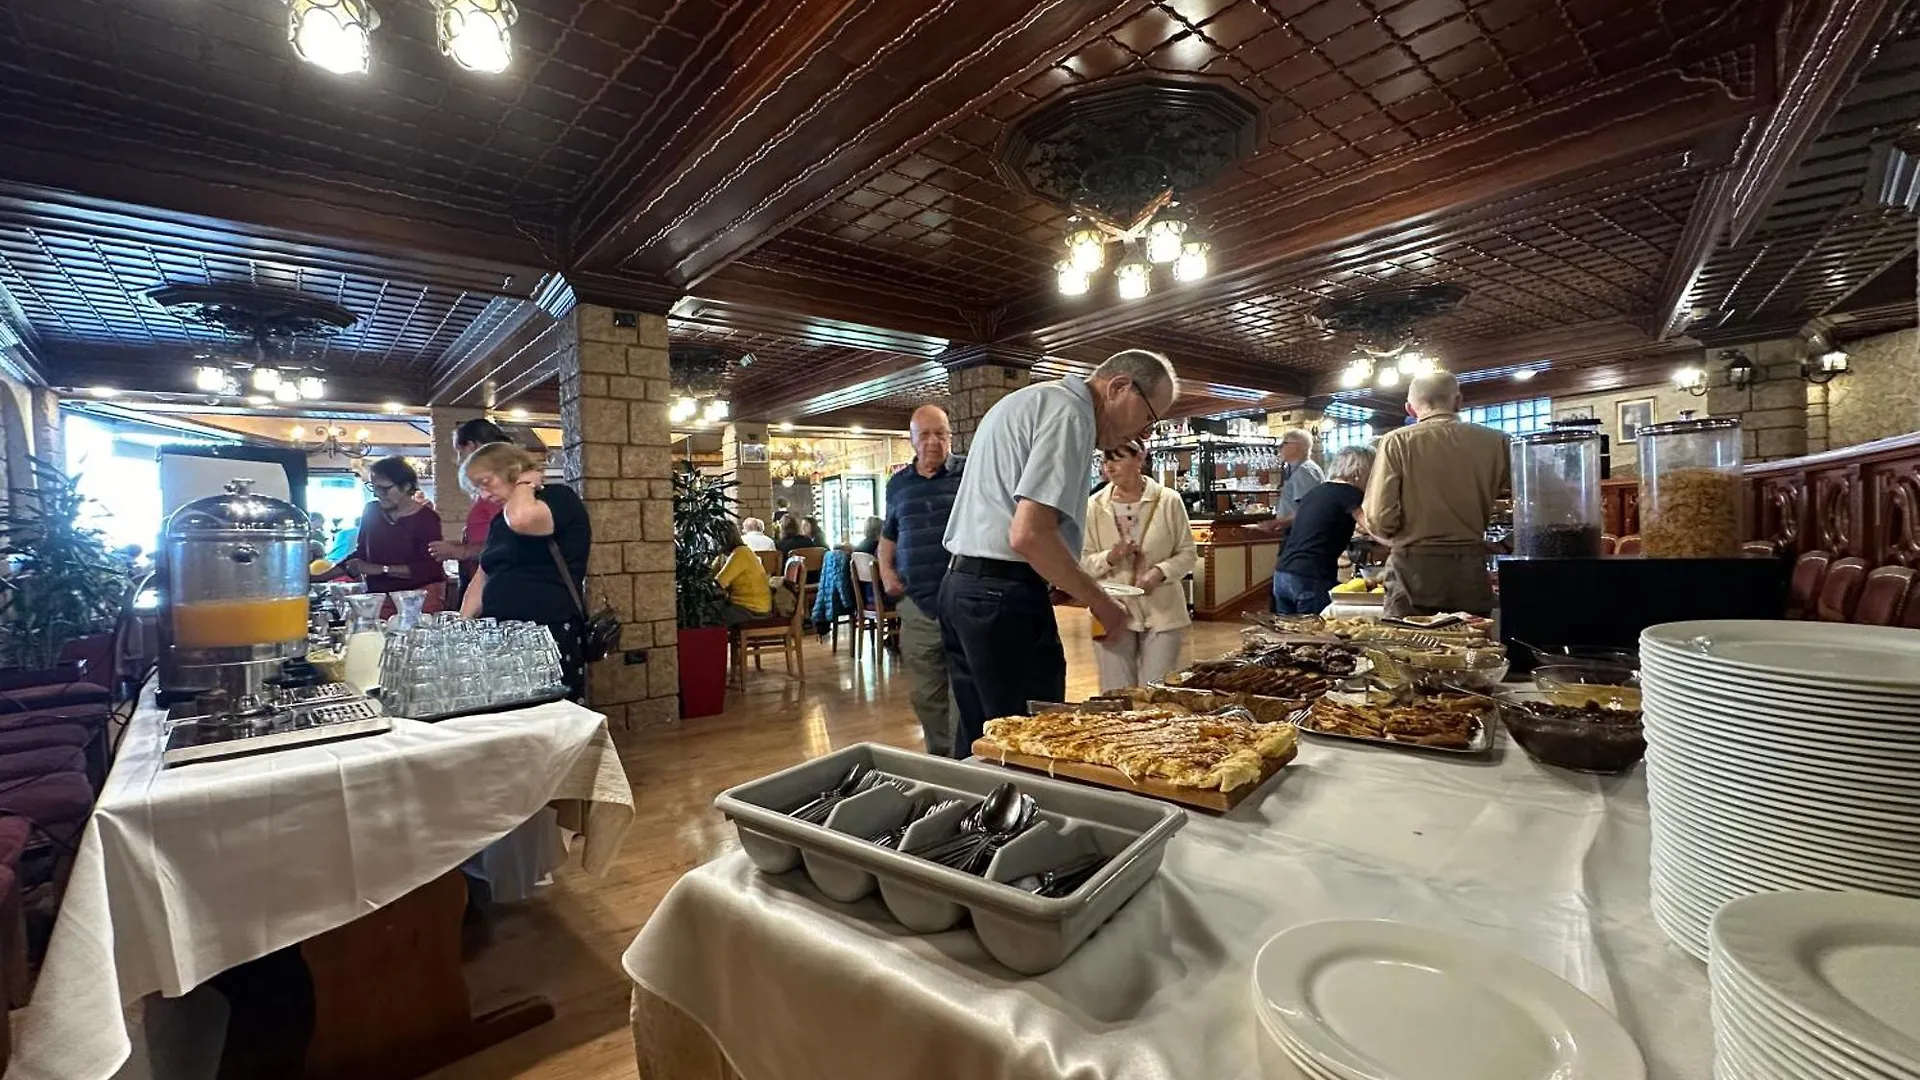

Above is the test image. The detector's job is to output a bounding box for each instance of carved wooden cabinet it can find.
[1741,432,1920,567]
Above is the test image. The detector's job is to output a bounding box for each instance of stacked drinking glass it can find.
[378,613,567,719]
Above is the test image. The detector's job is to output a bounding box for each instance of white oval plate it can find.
[1251,919,1645,1080]
[1712,891,1920,1073]
[1640,622,1920,691]
[1100,582,1146,597]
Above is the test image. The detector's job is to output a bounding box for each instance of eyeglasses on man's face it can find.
[1131,382,1163,434]
[365,481,398,496]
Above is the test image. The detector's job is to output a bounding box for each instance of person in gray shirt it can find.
[939,349,1180,757]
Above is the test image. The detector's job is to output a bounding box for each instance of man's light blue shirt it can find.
[943,376,1097,562]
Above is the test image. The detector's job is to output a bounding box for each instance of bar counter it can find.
[1190,520,1278,620]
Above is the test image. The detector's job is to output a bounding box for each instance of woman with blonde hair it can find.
[1079,441,1197,690]
[460,442,593,700]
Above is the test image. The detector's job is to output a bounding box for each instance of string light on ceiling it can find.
[284,0,519,76]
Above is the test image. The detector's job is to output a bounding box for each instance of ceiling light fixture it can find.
[1802,348,1850,384]
[292,423,372,460]
[1054,260,1092,296]
[1114,255,1152,301]
[1172,239,1211,283]
[849,425,866,435]
[507,406,529,420]
[1065,223,1106,273]
[252,368,283,392]
[86,386,120,398]
[286,0,380,76]
[1512,369,1538,382]
[435,0,517,74]
[1145,215,1188,264]
[1375,366,1401,388]
[383,401,405,414]
[1673,365,1708,397]
[247,395,272,406]
[273,382,301,403]
[778,421,796,433]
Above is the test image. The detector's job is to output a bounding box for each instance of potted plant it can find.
[673,464,736,718]
[0,458,134,675]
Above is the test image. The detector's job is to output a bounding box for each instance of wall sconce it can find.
[1719,348,1760,390]
[1672,365,1708,397]
[1802,348,1850,384]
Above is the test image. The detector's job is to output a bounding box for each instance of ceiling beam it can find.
[998,26,1774,350]
[1456,353,1694,407]
[1725,0,1903,247]
[1304,318,1698,398]
[568,0,1140,288]
[42,342,430,403]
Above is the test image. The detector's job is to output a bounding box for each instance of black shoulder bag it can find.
[546,539,622,662]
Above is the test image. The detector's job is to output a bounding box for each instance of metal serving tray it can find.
[1287,704,1495,756]
[714,743,1186,975]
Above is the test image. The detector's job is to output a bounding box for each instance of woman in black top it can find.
[1273,446,1376,616]
[775,515,813,556]
[460,442,593,700]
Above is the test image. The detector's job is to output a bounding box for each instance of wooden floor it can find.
[430,609,1245,1080]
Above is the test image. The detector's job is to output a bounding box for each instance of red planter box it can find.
[677,625,730,718]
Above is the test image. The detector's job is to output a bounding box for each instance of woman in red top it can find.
[426,418,510,607]
[343,456,447,614]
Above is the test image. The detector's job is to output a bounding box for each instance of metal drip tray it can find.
[163,693,391,767]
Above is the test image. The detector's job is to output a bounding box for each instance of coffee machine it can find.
[158,479,313,702]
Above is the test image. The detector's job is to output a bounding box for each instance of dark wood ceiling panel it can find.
[0,0,749,223]
[751,0,1755,313]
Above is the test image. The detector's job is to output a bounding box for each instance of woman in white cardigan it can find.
[1080,441,1198,691]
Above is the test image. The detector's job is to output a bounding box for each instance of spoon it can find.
[1009,852,1110,897]
[789,762,872,824]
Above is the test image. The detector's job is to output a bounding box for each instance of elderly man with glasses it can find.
[938,348,1180,758]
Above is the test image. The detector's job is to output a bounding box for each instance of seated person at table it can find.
[1273,446,1376,615]
[775,515,814,556]
[1363,371,1508,617]
[716,522,774,625]
[852,516,883,557]
[741,517,778,552]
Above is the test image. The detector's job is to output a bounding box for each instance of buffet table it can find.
[11,697,633,1080]
[624,735,1710,1080]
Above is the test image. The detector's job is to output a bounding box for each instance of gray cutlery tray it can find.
[714,742,1187,974]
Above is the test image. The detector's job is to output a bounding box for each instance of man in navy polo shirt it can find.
[879,405,965,755]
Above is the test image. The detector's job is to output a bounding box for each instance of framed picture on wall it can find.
[1618,398,1655,440]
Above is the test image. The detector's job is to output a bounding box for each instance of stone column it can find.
[558,303,680,730]
[722,422,772,523]
[427,407,472,542]
[1705,339,1810,462]
[942,346,1037,454]
[28,386,61,471]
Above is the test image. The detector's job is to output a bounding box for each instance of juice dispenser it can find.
[161,479,313,700]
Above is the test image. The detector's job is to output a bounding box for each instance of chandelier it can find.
[1311,285,1469,391]
[151,284,352,403]
[286,0,519,77]
[669,345,746,428]
[293,424,372,460]
[995,77,1261,302]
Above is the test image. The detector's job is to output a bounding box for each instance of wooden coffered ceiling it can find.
[0,0,1917,422]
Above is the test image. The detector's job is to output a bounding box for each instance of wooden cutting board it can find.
[969,740,1297,813]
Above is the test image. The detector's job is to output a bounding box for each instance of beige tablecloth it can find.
[624,736,1710,1080]
[11,698,632,1080]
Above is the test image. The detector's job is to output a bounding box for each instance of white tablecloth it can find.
[624,735,1711,1080]
[12,698,632,1080]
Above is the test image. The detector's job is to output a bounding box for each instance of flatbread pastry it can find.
[981,708,1296,792]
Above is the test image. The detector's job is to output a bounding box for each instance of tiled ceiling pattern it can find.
[0,0,750,217]
[1095,161,1705,373]
[667,323,936,418]
[0,219,492,370]
[747,0,1741,308]
[1687,32,1920,332]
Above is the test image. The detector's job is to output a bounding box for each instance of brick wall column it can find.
[941,344,1041,454]
[28,386,60,471]
[559,303,680,729]
[722,422,772,523]
[427,407,473,541]
[1705,339,1810,462]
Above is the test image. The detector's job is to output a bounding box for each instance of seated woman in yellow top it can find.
[715,521,774,625]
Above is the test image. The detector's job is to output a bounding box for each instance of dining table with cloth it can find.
[10,697,633,1080]
[623,733,1713,1080]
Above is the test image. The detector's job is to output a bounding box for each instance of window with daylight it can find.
[1461,397,1553,437]
[1319,423,1375,461]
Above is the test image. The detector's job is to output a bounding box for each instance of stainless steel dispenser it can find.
[160,479,312,700]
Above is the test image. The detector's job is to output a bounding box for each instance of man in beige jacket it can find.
[1363,371,1509,617]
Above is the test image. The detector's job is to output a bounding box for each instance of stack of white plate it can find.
[1709,891,1920,1079]
[1250,920,1645,1079]
[1640,620,1920,960]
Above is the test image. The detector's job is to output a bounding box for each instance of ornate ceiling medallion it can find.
[995,76,1261,301]
[669,344,747,426]
[149,284,357,400]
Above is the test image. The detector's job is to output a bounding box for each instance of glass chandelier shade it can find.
[1065,225,1107,273]
[1114,258,1152,301]
[287,0,380,76]
[436,0,518,74]
[1054,260,1091,296]
[1145,217,1187,264]
[1172,239,1210,282]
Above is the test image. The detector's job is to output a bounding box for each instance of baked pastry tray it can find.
[1286,704,1494,756]
[715,743,1186,975]
[971,738,1296,813]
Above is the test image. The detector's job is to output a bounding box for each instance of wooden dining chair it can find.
[1600,534,1618,556]
[1814,557,1869,622]
[1852,565,1915,627]
[846,552,898,662]
[1787,550,1833,619]
[1614,534,1642,556]
[755,549,782,578]
[732,556,807,687]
